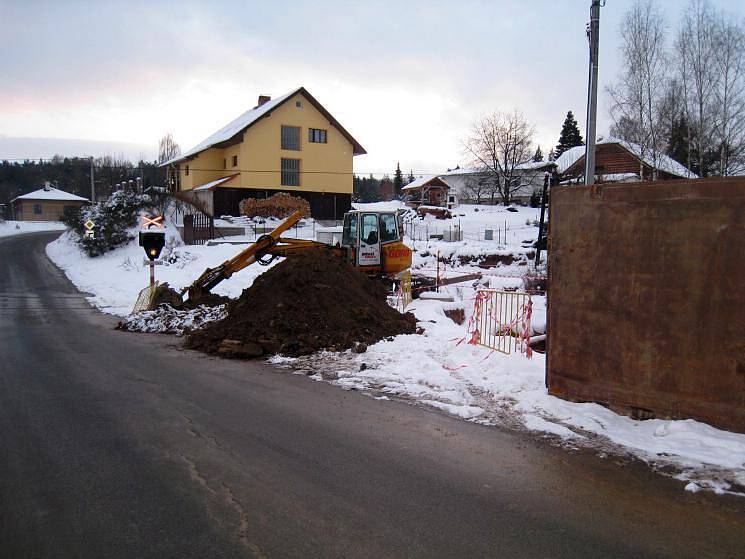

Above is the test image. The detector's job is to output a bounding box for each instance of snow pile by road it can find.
[273,295,745,497]
[118,304,227,336]
[47,227,280,316]
[0,220,66,238]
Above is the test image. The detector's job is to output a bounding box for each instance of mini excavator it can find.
[137,209,413,311]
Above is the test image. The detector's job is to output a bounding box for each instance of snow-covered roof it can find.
[11,186,89,203]
[515,160,556,171]
[554,145,586,174]
[402,175,453,191]
[555,138,697,179]
[192,174,238,191]
[440,161,555,177]
[162,87,366,166]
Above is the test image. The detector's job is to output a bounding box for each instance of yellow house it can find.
[163,86,366,220]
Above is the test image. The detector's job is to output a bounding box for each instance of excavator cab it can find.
[342,210,411,276]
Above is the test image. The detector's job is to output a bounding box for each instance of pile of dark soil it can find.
[186,250,417,358]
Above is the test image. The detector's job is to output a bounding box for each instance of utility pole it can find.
[89,156,96,202]
[584,0,603,186]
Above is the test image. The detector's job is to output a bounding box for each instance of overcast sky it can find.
[1,0,743,176]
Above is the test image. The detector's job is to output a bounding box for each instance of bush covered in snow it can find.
[63,190,151,256]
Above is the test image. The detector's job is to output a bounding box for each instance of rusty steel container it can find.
[547,177,745,433]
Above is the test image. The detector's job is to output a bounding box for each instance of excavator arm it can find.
[185,210,344,303]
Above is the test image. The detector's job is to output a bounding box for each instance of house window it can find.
[281,158,300,186]
[185,165,189,176]
[281,125,301,151]
[33,203,42,215]
[309,128,327,144]
[296,100,303,108]
[232,155,238,167]
[223,158,227,170]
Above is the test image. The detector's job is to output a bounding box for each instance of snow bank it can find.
[118,304,227,336]
[46,226,279,316]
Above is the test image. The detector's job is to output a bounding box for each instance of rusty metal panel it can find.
[547,177,745,433]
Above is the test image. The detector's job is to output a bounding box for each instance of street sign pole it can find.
[139,213,166,293]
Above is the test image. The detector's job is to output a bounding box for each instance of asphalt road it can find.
[1,232,744,559]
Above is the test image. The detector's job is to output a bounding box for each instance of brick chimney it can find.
[257,94,271,107]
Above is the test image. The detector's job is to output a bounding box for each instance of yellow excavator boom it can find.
[185,210,306,301]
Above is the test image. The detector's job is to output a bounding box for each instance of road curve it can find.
[1,231,744,558]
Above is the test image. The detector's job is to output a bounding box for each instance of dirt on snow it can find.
[186,250,417,358]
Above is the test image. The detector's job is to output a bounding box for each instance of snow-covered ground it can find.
[273,295,745,497]
[44,204,745,497]
[47,221,282,316]
[0,220,66,238]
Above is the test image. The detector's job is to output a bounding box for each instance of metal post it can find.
[584,0,602,186]
[149,261,155,289]
[535,173,550,267]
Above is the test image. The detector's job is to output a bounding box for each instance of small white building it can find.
[441,160,556,205]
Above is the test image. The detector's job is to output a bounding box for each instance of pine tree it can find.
[667,113,690,168]
[548,148,556,162]
[532,146,544,162]
[393,162,403,196]
[407,170,416,184]
[555,111,584,158]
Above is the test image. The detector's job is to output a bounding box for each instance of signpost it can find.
[138,214,165,289]
[84,219,95,239]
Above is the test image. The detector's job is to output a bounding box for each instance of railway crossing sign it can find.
[140,214,163,229]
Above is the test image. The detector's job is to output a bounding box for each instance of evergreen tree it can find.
[407,170,416,184]
[393,162,403,196]
[555,111,584,158]
[532,146,544,162]
[667,113,690,168]
[548,148,556,162]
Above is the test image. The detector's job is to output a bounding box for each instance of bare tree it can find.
[461,174,491,205]
[712,14,745,175]
[463,110,535,205]
[608,0,668,180]
[675,0,719,176]
[158,133,181,165]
